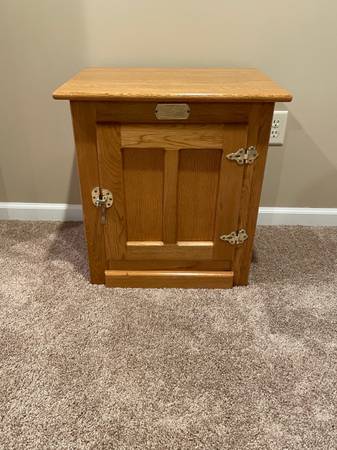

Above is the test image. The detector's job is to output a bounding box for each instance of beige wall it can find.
[1,0,337,207]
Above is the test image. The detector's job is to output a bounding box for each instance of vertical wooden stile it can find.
[232,103,274,285]
[163,149,179,243]
[213,124,247,261]
[96,123,127,262]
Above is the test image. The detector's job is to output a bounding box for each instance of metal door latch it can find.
[226,146,258,165]
[220,229,248,245]
[91,187,113,224]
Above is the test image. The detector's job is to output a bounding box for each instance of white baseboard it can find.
[0,203,83,221]
[258,207,337,226]
[0,203,337,226]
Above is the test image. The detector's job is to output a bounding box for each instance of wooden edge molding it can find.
[105,270,234,289]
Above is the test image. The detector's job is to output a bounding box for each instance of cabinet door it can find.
[96,123,247,272]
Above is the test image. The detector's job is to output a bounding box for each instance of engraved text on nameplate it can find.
[155,103,190,120]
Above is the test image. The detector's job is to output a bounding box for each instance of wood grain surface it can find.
[177,149,222,241]
[232,103,275,285]
[63,70,291,288]
[125,241,214,260]
[70,102,106,284]
[53,68,292,102]
[121,124,224,150]
[95,102,251,123]
[123,148,164,241]
[96,123,127,261]
[105,269,234,288]
[212,124,247,260]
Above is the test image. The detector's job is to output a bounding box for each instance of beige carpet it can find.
[0,222,337,449]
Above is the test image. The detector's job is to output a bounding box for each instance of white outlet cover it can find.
[269,110,288,145]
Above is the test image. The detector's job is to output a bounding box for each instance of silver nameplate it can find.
[155,103,190,120]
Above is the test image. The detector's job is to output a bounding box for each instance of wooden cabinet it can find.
[54,68,292,288]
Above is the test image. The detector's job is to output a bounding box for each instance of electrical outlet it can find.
[269,110,288,145]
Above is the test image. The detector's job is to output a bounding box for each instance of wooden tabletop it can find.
[53,68,292,102]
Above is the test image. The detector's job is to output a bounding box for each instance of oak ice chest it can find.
[53,68,292,288]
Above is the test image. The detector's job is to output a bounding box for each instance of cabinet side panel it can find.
[123,148,164,241]
[70,102,106,284]
[233,103,275,285]
[177,149,222,241]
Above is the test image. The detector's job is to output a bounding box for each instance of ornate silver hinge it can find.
[91,187,113,224]
[226,146,258,165]
[220,229,248,245]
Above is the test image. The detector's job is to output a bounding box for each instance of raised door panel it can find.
[123,148,164,241]
[177,149,222,241]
